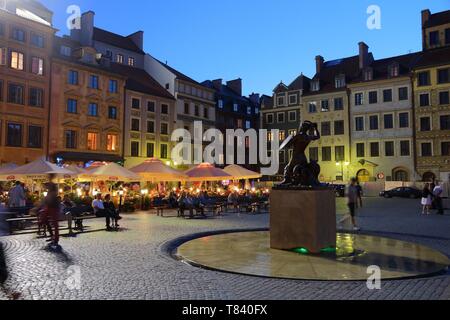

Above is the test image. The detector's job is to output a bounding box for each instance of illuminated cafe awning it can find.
[53,152,124,163]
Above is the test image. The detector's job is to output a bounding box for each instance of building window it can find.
[363,68,373,81]
[29,88,43,107]
[320,100,329,112]
[355,93,364,106]
[0,47,6,65]
[8,83,24,105]
[400,141,410,156]
[437,68,449,84]
[288,129,297,136]
[89,75,99,89]
[0,23,4,36]
[308,102,317,113]
[384,114,393,129]
[420,117,431,131]
[334,97,344,111]
[356,143,365,158]
[107,106,117,120]
[161,123,169,135]
[399,112,409,128]
[146,143,155,158]
[370,142,380,157]
[10,51,24,70]
[184,103,190,114]
[266,113,274,124]
[335,75,346,88]
[421,143,432,157]
[245,120,251,129]
[31,33,45,48]
[398,87,408,101]
[161,104,169,115]
[322,147,331,162]
[28,125,42,148]
[0,80,3,101]
[132,98,140,109]
[130,141,139,157]
[442,142,450,156]
[233,103,239,112]
[389,63,399,77]
[309,147,318,162]
[321,122,331,136]
[441,115,450,130]
[429,31,439,46]
[204,108,209,119]
[65,130,77,149]
[355,117,364,131]
[146,120,155,134]
[267,132,273,142]
[88,103,98,117]
[418,71,430,86]
[109,80,118,93]
[446,28,450,45]
[385,141,394,157]
[311,80,320,92]
[439,91,450,105]
[277,95,285,106]
[335,146,345,161]
[194,105,200,117]
[369,91,378,104]
[334,120,344,135]
[131,119,140,131]
[160,144,168,159]
[116,54,124,64]
[68,70,78,85]
[7,123,22,147]
[277,112,285,123]
[11,28,25,42]
[87,132,99,151]
[67,99,77,113]
[369,115,379,130]
[60,46,71,56]
[218,100,223,109]
[288,111,296,122]
[107,134,118,151]
[31,57,44,75]
[277,130,285,141]
[128,57,135,66]
[289,94,297,105]
[147,101,155,112]
[236,119,243,129]
[419,93,430,107]
[383,89,393,102]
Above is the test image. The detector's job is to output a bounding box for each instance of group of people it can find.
[92,193,122,231]
[421,182,445,215]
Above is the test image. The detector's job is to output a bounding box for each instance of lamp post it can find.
[140,189,148,210]
[118,189,124,212]
[336,161,350,182]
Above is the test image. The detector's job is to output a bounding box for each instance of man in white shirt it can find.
[433,183,444,215]
[92,194,111,230]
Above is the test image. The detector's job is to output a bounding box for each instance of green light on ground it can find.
[292,248,309,254]
[321,247,337,253]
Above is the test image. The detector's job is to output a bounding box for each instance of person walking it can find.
[421,183,432,215]
[44,177,60,249]
[104,194,121,229]
[433,182,444,215]
[8,182,25,209]
[356,182,363,208]
[343,178,360,231]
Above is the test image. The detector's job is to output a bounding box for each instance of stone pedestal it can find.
[270,189,336,253]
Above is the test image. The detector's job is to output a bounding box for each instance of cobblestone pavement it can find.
[0,198,449,300]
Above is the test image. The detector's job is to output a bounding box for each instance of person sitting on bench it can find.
[103,194,122,228]
[92,194,111,231]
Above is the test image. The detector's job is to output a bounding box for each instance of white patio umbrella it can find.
[87,162,140,182]
[0,163,19,174]
[184,163,232,182]
[130,158,187,182]
[224,165,262,180]
[0,158,74,181]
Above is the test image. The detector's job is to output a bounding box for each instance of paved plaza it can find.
[0,198,449,300]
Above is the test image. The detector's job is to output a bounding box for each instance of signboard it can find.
[377,173,385,180]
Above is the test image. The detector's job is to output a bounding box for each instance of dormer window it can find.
[60,45,71,57]
[277,94,286,106]
[389,63,399,78]
[311,80,320,92]
[363,68,373,81]
[335,74,346,88]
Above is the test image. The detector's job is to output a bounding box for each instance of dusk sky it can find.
[41,0,449,96]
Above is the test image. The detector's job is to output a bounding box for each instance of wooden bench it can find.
[154,205,172,217]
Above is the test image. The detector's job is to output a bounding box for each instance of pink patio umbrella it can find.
[184,163,232,182]
[129,158,187,182]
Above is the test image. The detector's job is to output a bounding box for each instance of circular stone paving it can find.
[175,231,450,281]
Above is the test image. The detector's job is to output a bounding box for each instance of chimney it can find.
[359,42,369,69]
[128,31,144,51]
[421,9,431,28]
[226,78,242,96]
[315,55,324,74]
[249,93,260,105]
[212,79,222,91]
[71,11,95,47]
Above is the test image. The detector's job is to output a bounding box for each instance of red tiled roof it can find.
[93,27,144,54]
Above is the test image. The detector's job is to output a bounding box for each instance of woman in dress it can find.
[421,183,432,215]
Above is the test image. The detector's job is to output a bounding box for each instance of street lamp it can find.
[140,189,149,210]
[118,189,124,212]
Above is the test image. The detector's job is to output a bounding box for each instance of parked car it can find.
[379,187,422,199]
[326,184,346,197]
